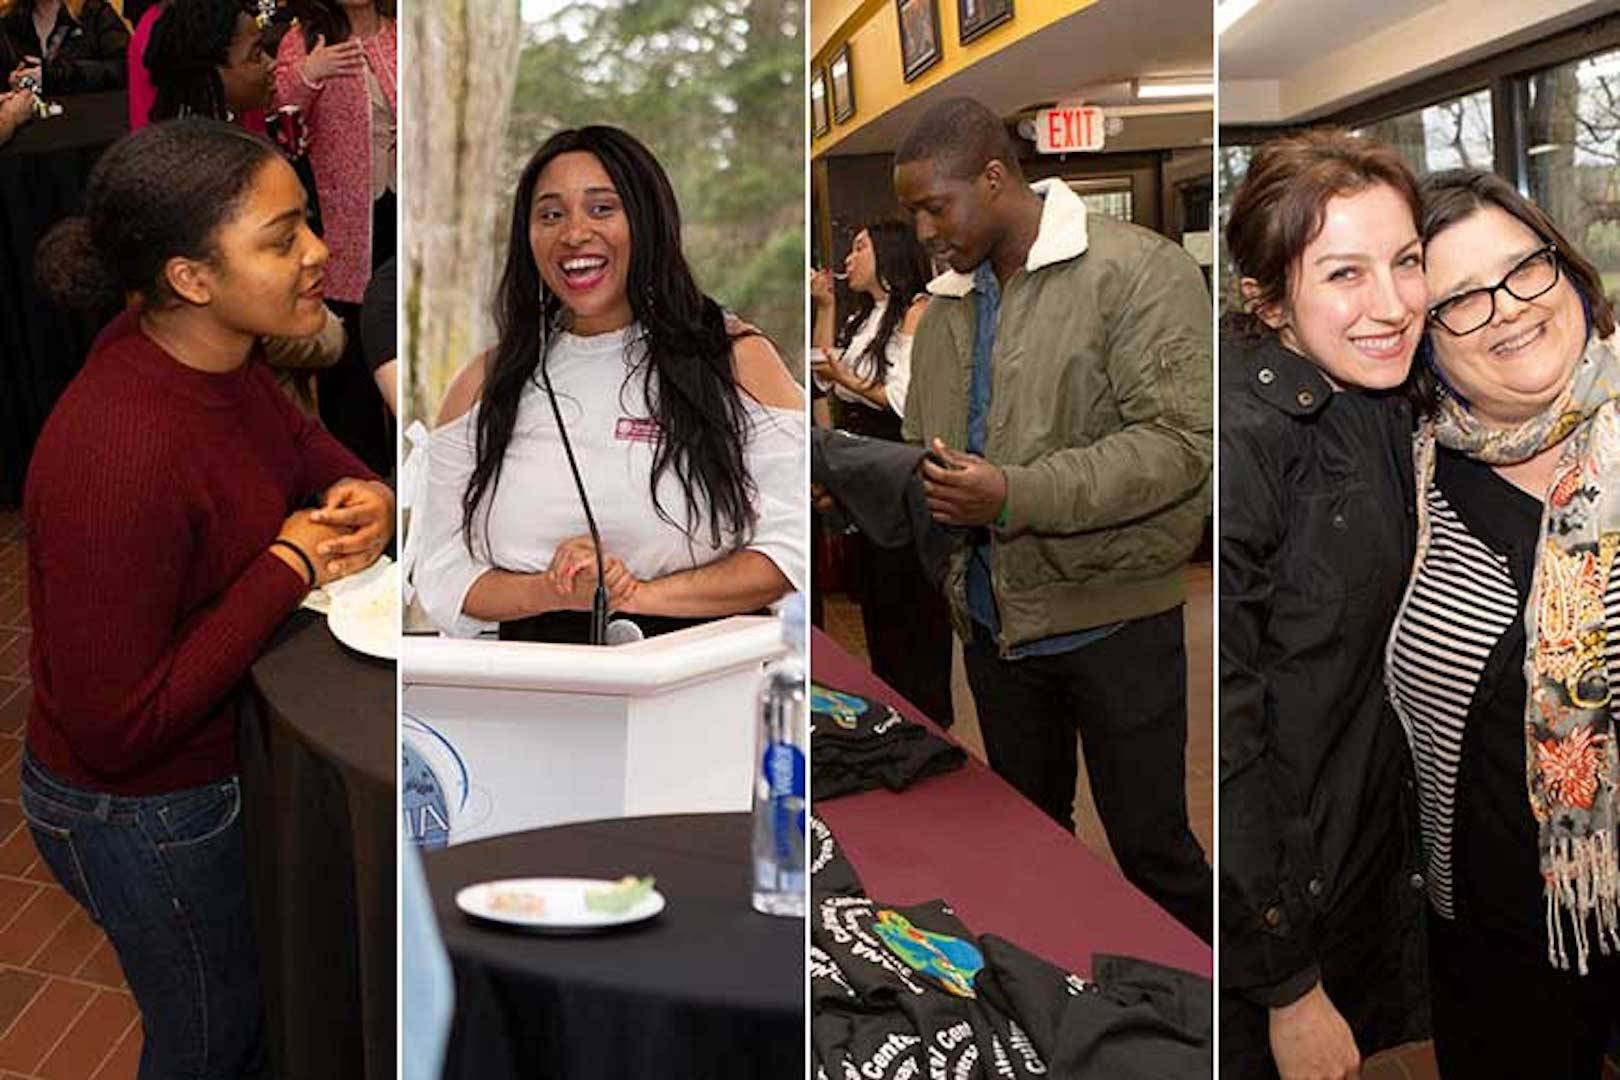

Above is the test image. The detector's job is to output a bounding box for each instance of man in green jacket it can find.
[894,97,1212,941]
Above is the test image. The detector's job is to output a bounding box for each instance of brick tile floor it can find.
[0,509,138,1080]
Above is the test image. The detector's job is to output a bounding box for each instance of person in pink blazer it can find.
[273,0,396,473]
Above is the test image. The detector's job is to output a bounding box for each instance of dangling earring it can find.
[643,282,656,318]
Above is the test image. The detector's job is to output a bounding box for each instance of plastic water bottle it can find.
[752,593,806,917]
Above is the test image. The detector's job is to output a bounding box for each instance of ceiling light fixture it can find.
[1136,78,1213,100]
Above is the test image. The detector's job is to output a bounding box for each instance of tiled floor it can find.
[0,508,140,1080]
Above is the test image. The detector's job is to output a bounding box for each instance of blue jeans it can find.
[18,753,269,1080]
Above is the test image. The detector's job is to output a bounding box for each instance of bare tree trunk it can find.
[403,0,522,424]
[1532,65,1584,240]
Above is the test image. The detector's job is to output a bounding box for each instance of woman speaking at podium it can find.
[411,125,805,643]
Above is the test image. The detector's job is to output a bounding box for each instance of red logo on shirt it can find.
[615,417,661,443]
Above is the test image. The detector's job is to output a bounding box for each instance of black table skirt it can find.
[426,813,805,1080]
[244,609,396,1080]
[0,92,127,506]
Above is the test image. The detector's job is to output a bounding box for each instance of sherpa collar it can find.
[925,178,1089,298]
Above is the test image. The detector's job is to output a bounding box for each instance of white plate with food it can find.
[326,560,401,660]
[302,553,394,616]
[455,876,664,932]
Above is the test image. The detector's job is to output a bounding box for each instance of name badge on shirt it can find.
[614,417,660,443]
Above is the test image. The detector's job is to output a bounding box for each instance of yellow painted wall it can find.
[811,0,1100,157]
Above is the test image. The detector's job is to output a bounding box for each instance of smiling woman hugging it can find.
[1219,128,1431,1080]
[23,118,391,1079]
[411,125,806,643]
[1386,168,1620,1079]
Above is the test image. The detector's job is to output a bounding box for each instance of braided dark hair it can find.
[462,125,758,558]
[35,118,279,313]
[146,0,249,122]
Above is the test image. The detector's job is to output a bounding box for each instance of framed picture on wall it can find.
[811,66,830,136]
[957,0,1011,45]
[830,44,855,123]
[896,0,941,82]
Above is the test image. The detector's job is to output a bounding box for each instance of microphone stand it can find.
[537,311,610,645]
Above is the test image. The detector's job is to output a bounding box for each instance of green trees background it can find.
[505,0,805,373]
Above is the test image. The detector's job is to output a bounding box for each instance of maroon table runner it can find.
[812,627,1211,979]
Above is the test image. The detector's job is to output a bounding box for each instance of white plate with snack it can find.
[302,553,394,616]
[326,560,401,660]
[455,876,664,932]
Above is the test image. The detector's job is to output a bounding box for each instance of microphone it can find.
[604,618,645,646]
[536,305,611,645]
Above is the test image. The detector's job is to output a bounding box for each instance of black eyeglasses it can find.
[1428,244,1561,336]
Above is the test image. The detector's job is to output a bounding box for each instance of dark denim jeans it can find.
[18,753,269,1080]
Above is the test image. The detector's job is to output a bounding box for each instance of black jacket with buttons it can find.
[0,0,128,95]
[1218,321,1427,1022]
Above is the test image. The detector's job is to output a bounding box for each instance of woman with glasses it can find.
[1387,169,1620,1078]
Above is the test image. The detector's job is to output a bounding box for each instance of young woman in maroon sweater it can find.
[23,118,392,1080]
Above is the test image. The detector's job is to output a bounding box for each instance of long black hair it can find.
[36,118,278,313]
[146,0,246,122]
[291,0,394,47]
[838,219,931,384]
[461,125,757,557]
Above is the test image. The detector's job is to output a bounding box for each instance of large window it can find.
[1216,147,1252,311]
[1357,88,1494,175]
[1218,15,1620,312]
[1525,46,1620,305]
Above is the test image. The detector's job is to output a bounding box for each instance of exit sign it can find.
[1035,106,1105,153]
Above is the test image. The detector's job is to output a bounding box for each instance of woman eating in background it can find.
[1220,129,1430,1080]
[23,119,390,1078]
[809,220,954,725]
[412,124,805,642]
[1388,169,1620,1078]
[810,221,928,419]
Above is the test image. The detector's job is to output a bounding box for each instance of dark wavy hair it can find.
[461,125,758,558]
[1408,167,1618,414]
[838,220,931,385]
[146,0,249,122]
[291,0,394,47]
[1225,127,1421,339]
[36,118,278,313]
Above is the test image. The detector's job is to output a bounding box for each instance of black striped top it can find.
[1388,485,1519,918]
[1390,469,1620,922]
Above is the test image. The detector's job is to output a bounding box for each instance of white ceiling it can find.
[1219,0,1617,125]
[825,0,1213,155]
[1221,0,1447,79]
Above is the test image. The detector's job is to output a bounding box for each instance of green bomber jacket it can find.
[901,178,1213,653]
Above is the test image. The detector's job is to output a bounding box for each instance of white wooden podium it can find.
[400,616,783,846]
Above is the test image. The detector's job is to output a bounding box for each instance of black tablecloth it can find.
[0,91,126,506]
[244,609,396,1080]
[426,813,805,1080]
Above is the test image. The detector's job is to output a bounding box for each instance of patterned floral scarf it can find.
[1428,333,1620,973]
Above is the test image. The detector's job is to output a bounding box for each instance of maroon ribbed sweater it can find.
[24,311,376,794]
